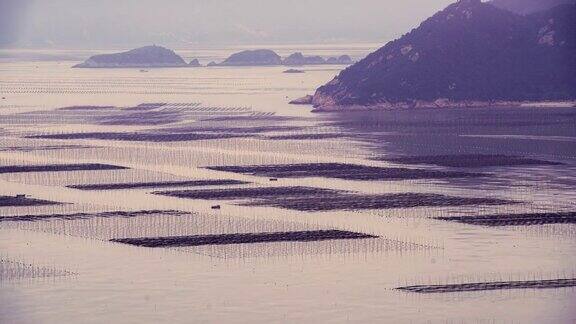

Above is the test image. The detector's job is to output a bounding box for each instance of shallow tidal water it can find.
[1,46,576,323]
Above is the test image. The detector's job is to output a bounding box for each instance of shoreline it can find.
[313,102,576,112]
[298,96,576,112]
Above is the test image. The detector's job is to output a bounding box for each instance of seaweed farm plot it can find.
[111,230,378,248]
[93,103,189,126]
[109,229,430,260]
[266,133,347,140]
[154,186,344,201]
[56,105,117,111]
[28,131,249,142]
[0,208,417,259]
[153,125,304,135]
[3,55,576,323]
[180,235,432,260]
[437,212,576,226]
[67,179,249,191]
[242,193,513,212]
[0,145,96,152]
[94,103,267,125]
[0,195,61,207]
[0,260,73,282]
[21,113,315,144]
[0,209,319,241]
[0,163,128,174]
[0,72,300,98]
[397,278,576,293]
[0,167,186,188]
[0,163,134,188]
[0,210,188,222]
[380,154,563,168]
[206,163,486,181]
[203,115,296,123]
[154,186,513,212]
[0,102,271,127]
[1,103,282,136]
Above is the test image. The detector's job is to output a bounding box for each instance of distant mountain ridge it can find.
[490,0,576,15]
[311,0,576,109]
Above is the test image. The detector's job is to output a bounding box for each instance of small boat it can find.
[211,205,221,210]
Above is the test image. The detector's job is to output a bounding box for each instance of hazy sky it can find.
[1,0,456,48]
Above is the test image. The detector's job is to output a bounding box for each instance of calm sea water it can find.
[1,46,575,323]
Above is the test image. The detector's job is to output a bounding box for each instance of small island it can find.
[217,49,282,66]
[283,53,353,66]
[283,52,326,65]
[289,95,314,105]
[283,69,305,74]
[214,49,354,67]
[73,45,188,68]
[326,55,353,64]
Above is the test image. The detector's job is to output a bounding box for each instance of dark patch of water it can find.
[325,107,576,160]
[380,154,563,168]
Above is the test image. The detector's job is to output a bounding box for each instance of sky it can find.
[1,0,457,48]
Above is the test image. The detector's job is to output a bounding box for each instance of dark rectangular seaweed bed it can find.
[111,230,378,247]
[68,180,249,190]
[266,134,346,140]
[0,163,127,174]
[242,193,512,212]
[0,195,61,207]
[437,212,576,226]
[380,154,562,168]
[0,145,95,152]
[154,186,343,200]
[154,186,512,211]
[397,278,576,293]
[0,210,187,222]
[29,132,247,142]
[206,163,485,181]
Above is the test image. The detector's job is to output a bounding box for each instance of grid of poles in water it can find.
[0,98,575,298]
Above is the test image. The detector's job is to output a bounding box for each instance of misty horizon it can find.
[1,0,456,48]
